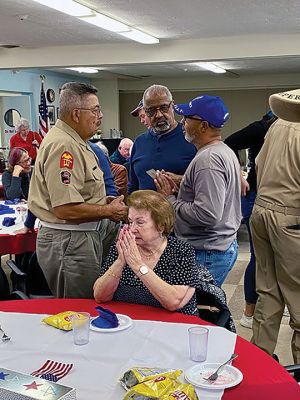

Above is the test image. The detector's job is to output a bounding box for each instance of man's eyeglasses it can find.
[144,101,173,117]
[75,106,102,115]
[182,116,203,123]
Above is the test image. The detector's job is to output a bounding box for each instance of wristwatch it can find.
[137,265,149,277]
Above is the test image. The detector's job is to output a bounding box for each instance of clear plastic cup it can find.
[71,312,90,345]
[188,326,209,362]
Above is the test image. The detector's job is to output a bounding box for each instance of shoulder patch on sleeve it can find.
[60,151,74,169]
[60,170,71,184]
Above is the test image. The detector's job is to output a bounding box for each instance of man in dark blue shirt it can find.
[128,85,196,193]
[89,141,118,197]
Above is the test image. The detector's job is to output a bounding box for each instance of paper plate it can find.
[185,363,243,390]
[90,314,133,333]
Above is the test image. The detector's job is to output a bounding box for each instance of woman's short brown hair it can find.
[127,190,175,236]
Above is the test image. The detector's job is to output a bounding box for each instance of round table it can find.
[0,298,299,400]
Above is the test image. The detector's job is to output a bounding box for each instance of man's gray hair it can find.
[143,84,173,106]
[95,141,109,157]
[59,82,98,118]
[15,118,29,131]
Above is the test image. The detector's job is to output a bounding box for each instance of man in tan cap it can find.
[131,99,151,128]
[29,82,128,298]
[250,88,300,369]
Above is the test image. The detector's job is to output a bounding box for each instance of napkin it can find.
[0,204,15,215]
[2,217,16,227]
[91,306,119,329]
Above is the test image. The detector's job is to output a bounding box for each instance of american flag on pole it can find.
[39,75,49,137]
[31,360,73,382]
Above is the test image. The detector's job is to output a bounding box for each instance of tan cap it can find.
[130,100,143,117]
[269,89,300,122]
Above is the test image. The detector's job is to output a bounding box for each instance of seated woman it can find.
[94,190,201,315]
[2,147,31,200]
[2,147,36,272]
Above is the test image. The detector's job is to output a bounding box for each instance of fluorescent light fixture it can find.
[32,0,159,44]
[119,28,159,44]
[195,62,226,74]
[32,0,93,17]
[79,13,129,33]
[66,67,99,73]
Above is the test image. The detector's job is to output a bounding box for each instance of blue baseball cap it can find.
[174,95,229,128]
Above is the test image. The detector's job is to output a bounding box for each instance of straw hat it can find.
[269,89,300,122]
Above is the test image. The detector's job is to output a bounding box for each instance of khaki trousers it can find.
[250,204,300,363]
[36,219,118,299]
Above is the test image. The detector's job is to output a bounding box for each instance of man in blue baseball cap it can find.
[155,94,241,287]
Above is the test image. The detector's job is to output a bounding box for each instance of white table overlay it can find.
[0,312,237,400]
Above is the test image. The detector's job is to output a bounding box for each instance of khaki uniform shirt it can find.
[28,119,106,223]
[256,119,300,208]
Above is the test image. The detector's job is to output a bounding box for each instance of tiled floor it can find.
[223,225,293,366]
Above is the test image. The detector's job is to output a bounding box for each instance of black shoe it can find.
[272,354,280,362]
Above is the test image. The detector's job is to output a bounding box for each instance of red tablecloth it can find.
[0,184,4,200]
[0,231,37,255]
[0,299,299,399]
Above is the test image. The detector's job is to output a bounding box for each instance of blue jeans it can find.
[195,240,238,287]
[241,190,258,304]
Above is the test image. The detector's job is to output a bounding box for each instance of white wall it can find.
[1,69,299,145]
[115,73,300,139]
[0,95,31,149]
[92,79,120,138]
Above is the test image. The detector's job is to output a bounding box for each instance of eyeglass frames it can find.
[182,116,215,128]
[19,157,32,165]
[182,115,203,123]
[75,106,102,115]
[144,101,173,117]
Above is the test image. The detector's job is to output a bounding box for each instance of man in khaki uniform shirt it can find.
[29,82,128,298]
[250,89,300,366]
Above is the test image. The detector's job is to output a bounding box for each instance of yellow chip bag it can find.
[123,377,198,400]
[42,311,79,331]
[161,383,199,399]
[120,367,182,390]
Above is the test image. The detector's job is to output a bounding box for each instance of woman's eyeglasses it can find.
[19,157,32,165]
[144,101,173,117]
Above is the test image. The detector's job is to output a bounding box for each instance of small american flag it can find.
[39,76,49,137]
[31,360,73,382]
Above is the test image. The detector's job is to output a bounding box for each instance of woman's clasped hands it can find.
[116,225,143,273]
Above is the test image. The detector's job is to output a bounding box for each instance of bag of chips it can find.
[161,383,198,399]
[120,367,182,390]
[123,376,198,399]
[42,311,80,331]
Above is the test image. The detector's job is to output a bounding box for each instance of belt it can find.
[40,220,102,231]
[255,198,300,216]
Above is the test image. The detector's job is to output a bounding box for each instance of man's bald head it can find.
[119,138,133,159]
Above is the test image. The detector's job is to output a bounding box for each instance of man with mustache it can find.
[28,82,128,298]
[128,85,196,193]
